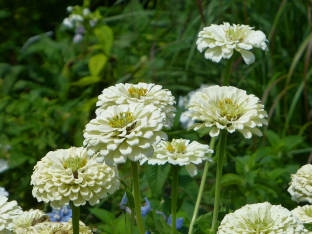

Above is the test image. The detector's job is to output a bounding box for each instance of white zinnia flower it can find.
[0,159,9,173]
[11,209,48,230]
[292,205,312,223]
[31,147,120,209]
[288,164,312,204]
[14,219,92,234]
[0,196,23,233]
[197,22,268,64]
[218,202,308,233]
[84,103,167,166]
[186,85,268,138]
[95,83,176,129]
[140,139,213,177]
[0,187,8,197]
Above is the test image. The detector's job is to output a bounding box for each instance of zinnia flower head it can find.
[288,164,312,204]
[217,202,308,233]
[11,209,49,231]
[95,83,176,129]
[140,139,213,177]
[31,147,120,209]
[292,205,312,223]
[84,103,167,166]
[186,85,268,138]
[0,196,23,233]
[197,22,268,64]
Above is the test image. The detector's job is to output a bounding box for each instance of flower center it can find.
[109,112,135,128]
[166,142,187,154]
[63,156,87,177]
[218,98,240,121]
[128,85,148,98]
[225,25,249,42]
[304,208,312,217]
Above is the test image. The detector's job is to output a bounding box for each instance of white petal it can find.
[240,49,255,65]
[185,164,198,177]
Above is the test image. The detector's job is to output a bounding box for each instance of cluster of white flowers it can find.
[31,147,120,209]
[0,196,23,233]
[197,22,268,64]
[141,139,213,176]
[288,164,312,204]
[218,202,308,233]
[186,85,268,138]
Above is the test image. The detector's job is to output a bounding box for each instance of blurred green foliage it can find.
[1,0,312,233]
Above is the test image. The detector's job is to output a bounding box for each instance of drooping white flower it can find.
[140,139,213,176]
[186,85,268,138]
[0,187,8,197]
[84,103,167,166]
[292,205,312,223]
[0,196,23,233]
[82,8,91,16]
[0,159,9,173]
[288,164,312,204]
[95,83,176,129]
[11,209,48,231]
[197,22,268,64]
[178,84,210,129]
[31,147,120,209]
[217,202,308,233]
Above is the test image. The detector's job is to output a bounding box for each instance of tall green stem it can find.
[171,165,180,234]
[130,161,145,234]
[72,203,80,234]
[211,130,228,232]
[188,137,216,234]
[223,55,235,86]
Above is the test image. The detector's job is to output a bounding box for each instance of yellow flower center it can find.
[63,156,88,178]
[225,25,249,42]
[109,112,135,128]
[166,142,187,154]
[218,98,239,121]
[128,85,148,98]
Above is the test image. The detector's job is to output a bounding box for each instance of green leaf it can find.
[193,211,226,234]
[88,53,108,76]
[9,151,34,168]
[94,25,114,55]
[70,76,101,86]
[304,223,312,231]
[221,173,243,187]
[266,130,281,147]
[145,164,171,199]
[120,180,135,210]
[146,210,179,234]
[89,208,114,223]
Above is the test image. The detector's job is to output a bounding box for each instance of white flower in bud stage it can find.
[31,147,120,209]
[186,85,268,138]
[84,103,167,166]
[11,209,48,231]
[0,196,23,233]
[197,22,268,64]
[292,205,312,224]
[140,139,213,177]
[288,164,312,204]
[95,83,176,129]
[217,202,308,234]
[14,219,92,234]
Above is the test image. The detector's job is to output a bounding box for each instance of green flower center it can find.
[63,156,87,178]
[225,26,249,42]
[218,98,240,121]
[109,112,135,128]
[128,85,148,98]
[304,207,312,217]
[166,141,187,154]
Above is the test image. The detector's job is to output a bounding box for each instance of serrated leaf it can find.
[88,53,108,76]
[145,164,170,199]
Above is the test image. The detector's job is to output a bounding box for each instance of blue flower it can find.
[120,193,152,217]
[47,204,72,222]
[145,213,184,234]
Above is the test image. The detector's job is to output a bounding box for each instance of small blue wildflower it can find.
[120,193,152,217]
[47,204,72,222]
[167,214,184,229]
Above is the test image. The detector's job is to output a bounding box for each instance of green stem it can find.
[72,203,80,234]
[130,206,134,234]
[188,137,216,234]
[223,54,235,86]
[171,165,180,234]
[130,161,145,234]
[211,130,228,232]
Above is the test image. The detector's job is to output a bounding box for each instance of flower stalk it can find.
[130,161,145,234]
[211,130,228,231]
[171,165,180,234]
[188,137,216,234]
[72,203,80,234]
[223,54,235,86]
